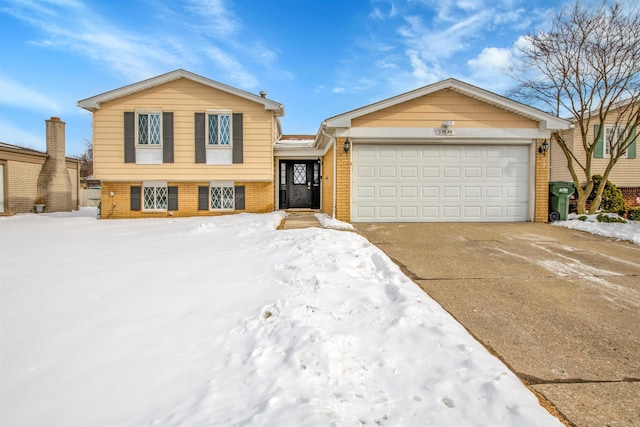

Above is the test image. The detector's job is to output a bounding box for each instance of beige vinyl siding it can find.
[550,129,573,182]
[93,78,275,181]
[352,89,539,129]
[552,122,639,187]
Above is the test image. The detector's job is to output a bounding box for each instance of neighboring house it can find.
[80,70,570,222]
[0,118,80,215]
[551,105,639,208]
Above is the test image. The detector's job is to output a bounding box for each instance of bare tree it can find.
[79,139,93,179]
[510,1,640,214]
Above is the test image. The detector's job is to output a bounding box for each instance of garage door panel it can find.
[352,144,530,222]
[378,187,396,198]
[422,167,439,177]
[357,186,375,198]
[400,187,418,198]
[400,167,418,177]
[378,206,397,218]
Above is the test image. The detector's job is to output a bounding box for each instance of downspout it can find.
[320,124,337,218]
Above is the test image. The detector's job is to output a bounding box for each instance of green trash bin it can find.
[549,181,575,221]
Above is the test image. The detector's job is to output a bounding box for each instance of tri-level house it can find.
[78,70,283,219]
[551,102,639,208]
[80,70,571,222]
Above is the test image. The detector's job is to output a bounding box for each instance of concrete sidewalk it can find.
[357,222,640,427]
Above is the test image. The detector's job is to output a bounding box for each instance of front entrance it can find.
[279,160,320,209]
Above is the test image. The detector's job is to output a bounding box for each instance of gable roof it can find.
[323,78,571,131]
[77,69,284,116]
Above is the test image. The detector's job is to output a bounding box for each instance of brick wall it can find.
[7,160,41,214]
[335,137,351,222]
[620,186,640,209]
[100,181,274,219]
[321,144,335,217]
[534,139,550,222]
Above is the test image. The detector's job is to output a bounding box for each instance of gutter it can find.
[320,123,337,218]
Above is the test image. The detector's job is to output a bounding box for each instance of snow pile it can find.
[315,212,355,230]
[1,211,560,427]
[553,213,640,245]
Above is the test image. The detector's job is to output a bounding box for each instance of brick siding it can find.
[100,181,274,219]
[534,139,550,222]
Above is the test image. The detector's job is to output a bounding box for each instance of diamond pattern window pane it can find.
[155,186,167,209]
[219,115,231,145]
[222,187,234,209]
[138,113,161,145]
[293,163,306,185]
[210,186,234,210]
[138,115,149,145]
[143,186,154,208]
[210,187,221,209]
[208,115,218,145]
[143,186,167,210]
[149,114,161,145]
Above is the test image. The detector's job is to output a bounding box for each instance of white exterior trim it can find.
[78,69,284,115]
[324,78,571,131]
[338,127,554,141]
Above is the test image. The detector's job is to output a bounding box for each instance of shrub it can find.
[589,175,626,215]
[577,215,588,221]
[628,207,640,221]
[596,213,627,223]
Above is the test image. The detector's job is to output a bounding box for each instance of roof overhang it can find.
[77,69,284,116]
[323,78,571,132]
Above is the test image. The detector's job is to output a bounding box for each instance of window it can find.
[143,184,167,210]
[293,163,307,184]
[210,185,234,210]
[207,113,231,146]
[137,113,161,145]
[604,125,628,158]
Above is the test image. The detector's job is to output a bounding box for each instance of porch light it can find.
[538,140,549,155]
[344,138,351,153]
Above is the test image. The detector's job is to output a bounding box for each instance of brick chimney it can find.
[37,117,72,211]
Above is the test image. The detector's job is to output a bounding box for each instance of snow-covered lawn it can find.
[553,213,640,245]
[1,210,561,427]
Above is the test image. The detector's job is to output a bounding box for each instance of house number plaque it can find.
[435,128,455,136]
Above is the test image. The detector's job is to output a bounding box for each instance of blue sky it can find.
[1,0,569,156]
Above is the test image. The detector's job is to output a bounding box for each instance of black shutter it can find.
[234,185,245,210]
[163,112,174,163]
[124,112,135,163]
[195,113,205,163]
[198,186,209,210]
[232,113,243,164]
[168,186,178,210]
[130,186,141,210]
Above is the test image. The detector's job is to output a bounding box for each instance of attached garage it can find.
[352,144,530,222]
[314,78,571,223]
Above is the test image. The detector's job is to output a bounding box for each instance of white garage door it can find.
[352,144,530,222]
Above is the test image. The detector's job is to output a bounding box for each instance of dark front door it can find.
[279,160,320,209]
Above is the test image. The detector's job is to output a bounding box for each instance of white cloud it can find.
[332,87,346,94]
[467,47,512,71]
[203,46,259,89]
[0,75,62,113]
[2,0,276,88]
[0,119,45,151]
[187,0,240,35]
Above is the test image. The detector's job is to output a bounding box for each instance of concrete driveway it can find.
[356,222,640,427]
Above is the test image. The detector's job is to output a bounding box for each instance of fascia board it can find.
[323,78,571,131]
[77,69,284,115]
[341,127,556,140]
